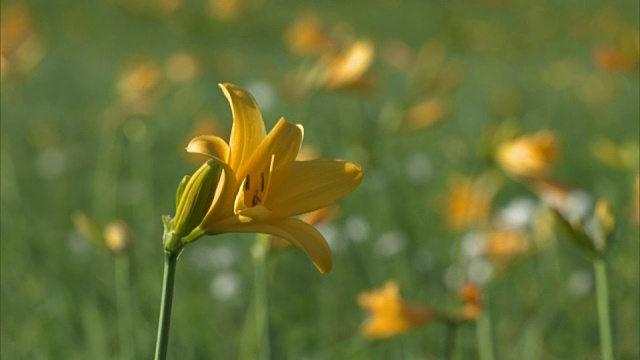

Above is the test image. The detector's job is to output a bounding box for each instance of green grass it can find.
[1,0,639,358]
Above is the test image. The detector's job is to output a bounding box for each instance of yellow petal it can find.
[186,135,230,162]
[237,205,272,222]
[220,83,267,173]
[238,118,303,181]
[265,159,363,218]
[212,218,333,273]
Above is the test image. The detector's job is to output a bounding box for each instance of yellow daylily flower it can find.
[357,281,434,339]
[496,131,558,179]
[183,83,363,273]
[443,173,500,230]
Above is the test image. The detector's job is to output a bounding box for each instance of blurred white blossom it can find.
[374,230,408,257]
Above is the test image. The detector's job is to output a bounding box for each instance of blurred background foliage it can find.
[1,0,638,358]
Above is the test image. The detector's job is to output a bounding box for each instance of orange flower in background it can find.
[484,229,530,261]
[284,13,334,56]
[593,26,639,72]
[0,4,45,79]
[459,283,483,321]
[165,51,199,84]
[444,174,498,230]
[116,61,161,102]
[319,40,375,90]
[283,15,376,96]
[207,0,245,21]
[496,131,557,179]
[400,98,450,131]
[358,281,435,339]
[594,47,638,72]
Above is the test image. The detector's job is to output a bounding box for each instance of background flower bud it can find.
[104,220,133,255]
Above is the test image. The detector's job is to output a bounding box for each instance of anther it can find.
[245,175,250,191]
[252,190,261,206]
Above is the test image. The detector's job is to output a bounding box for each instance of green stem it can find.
[115,256,134,359]
[252,234,271,360]
[154,252,179,360]
[593,258,614,360]
[443,322,458,360]
[476,311,495,360]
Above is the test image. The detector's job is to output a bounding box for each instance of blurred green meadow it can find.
[1,0,639,358]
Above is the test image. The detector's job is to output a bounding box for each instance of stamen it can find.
[252,190,261,206]
[260,172,265,192]
[245,175,250,191]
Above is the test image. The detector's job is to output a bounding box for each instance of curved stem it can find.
[593,258,614,360]
[154,252,179,360]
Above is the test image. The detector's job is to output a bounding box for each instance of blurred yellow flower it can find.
[358,281,434,339]
[165,51,199,84]
[444,174,496,230]
[319,40,375,90]
[117,61,161,102]
[593,27,639,72]
[0,4,45,79]
[594,47,638,72]
[401,98,450,131]
[71,212,134,255]
[484,229,530,261]
[104,220,134,255]
[207,0,244,21]
[284,14,334,56]
[496,131,557,178]
[182,83,363,273]
[459,283,483,321]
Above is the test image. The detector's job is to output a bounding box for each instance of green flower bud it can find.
[164,160,221,253]
[175,175,190,209]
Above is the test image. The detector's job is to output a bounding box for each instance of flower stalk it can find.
[115,256,134,360]
[593,258,614,360]
[154,251,179,360]
[476,311,496,360]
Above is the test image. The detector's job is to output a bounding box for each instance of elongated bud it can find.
[175,175,190,209]
[164,160,221,253]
